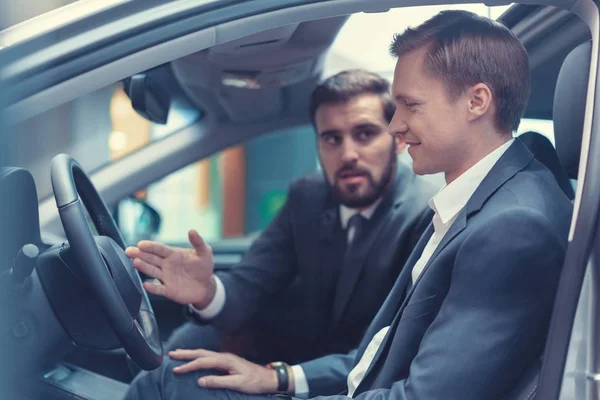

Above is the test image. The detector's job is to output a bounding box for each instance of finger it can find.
[173,356,231,374]
[172,358,212,374]
[169,348,218,360]
[138,240,172,258]
[198,375,242,390]
[142,280,168,297]
[172,358,206,374]
[125,247,140,258]
[132,258,164,281]
[135,251,165,268]
[188,230,209,254]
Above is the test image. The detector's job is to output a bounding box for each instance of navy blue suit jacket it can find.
[311,139,572,400]
[205,163,437,395]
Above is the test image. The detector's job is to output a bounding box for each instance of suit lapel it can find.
[395,139,535,299]
[356,140,535,393]
[376,220,435,324]
[331,200,397,322]
[314,201,346,309]
[355,222,433,383]
[331,168,409,323]
[318,206,337,243]
[405,209,468,292]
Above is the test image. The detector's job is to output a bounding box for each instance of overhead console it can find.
[171,16,348,123]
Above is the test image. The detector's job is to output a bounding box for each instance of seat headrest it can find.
[553,40,592,179]
[519,131,575,200]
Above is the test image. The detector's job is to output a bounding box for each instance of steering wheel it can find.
[50,154,162,370]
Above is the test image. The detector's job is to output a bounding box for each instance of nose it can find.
[388,109,408,138]
[340,138,359,164]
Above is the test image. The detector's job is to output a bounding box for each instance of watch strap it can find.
[269,362,289,393]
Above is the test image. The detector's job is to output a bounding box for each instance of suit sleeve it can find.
[309,208,567,400]
[208,192,299,331]
[297,350,357,396]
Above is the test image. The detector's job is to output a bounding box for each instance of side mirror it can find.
[125,74,170,124]
[114,197,161,245]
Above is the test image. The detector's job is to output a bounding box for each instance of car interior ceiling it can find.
[8,16,348,208]
[0,5,595,400]
[170,16,349,124]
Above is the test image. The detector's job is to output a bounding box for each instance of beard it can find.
[330,147,396,208]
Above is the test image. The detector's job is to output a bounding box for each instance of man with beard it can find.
[125,69,437,398]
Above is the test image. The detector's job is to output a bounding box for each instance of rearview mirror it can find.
[113,197,161,245]
[126,74,170,124]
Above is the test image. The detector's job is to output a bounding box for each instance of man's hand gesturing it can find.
[125,229,217,308]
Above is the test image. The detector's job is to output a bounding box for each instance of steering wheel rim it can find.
[50,154,162,370]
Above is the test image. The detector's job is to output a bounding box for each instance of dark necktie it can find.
[331,213,368,323]
[347,213,367,246]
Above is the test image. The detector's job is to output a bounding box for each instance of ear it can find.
[467,83,493,123]
[394,135,407,154]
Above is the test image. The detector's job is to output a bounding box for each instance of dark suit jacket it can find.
[206,162,437,394]
[311,139,572,400]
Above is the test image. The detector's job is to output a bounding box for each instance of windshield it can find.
[324,4,512,78]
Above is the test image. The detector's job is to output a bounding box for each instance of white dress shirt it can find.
[346,139,515,398]
[191,198,382,397]
[340,199,382,242]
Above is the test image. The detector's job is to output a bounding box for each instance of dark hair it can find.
[390,10,530,133]
[309,69,395,126]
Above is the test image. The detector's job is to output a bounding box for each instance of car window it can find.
[109,87,200,161]
[114,125,318,246]
[516,118,556,146]
[6,82,200,201]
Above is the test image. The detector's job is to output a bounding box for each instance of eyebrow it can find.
[318,122,383,138]
[318,129,340,137]
[352,122,383,132]
[394,94,412,102]
[393,91,423,103]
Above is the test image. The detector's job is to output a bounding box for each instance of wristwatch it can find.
[267,361,291,393]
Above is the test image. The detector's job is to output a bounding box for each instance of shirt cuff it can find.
[291,365,310,398]
[189,275,226,319]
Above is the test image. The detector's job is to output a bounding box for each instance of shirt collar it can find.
[431,138,515,225]
[339,197,382,229]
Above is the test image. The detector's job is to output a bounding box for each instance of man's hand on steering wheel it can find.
[125,229,217,309]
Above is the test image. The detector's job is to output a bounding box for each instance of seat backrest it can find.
[519,131,575,200]
[508,39,592,400]
[506,357,542,400]
[0,167,42,272]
